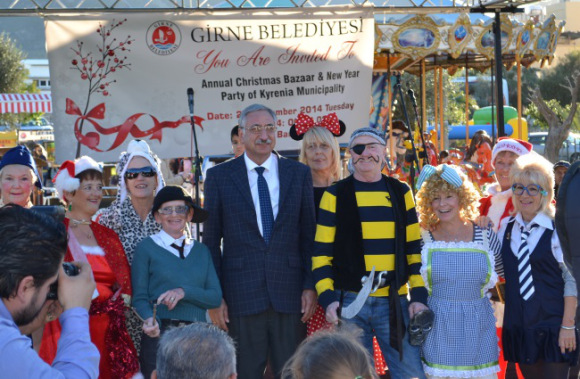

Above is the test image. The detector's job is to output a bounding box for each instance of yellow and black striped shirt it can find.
[312,178,427,309]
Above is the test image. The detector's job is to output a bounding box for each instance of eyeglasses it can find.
[511,183,547,197]
[350,143,383,155]
[243,124,277,134]
[79,184,103,193]
[124,167,156,180]
[158,205,190,215]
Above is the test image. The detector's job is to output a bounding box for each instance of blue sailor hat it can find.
[0,145,43,189]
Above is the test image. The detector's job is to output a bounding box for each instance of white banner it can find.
[45,8,374,162]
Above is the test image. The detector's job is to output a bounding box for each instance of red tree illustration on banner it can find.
[68,19,203,158]
[70,19,132,157]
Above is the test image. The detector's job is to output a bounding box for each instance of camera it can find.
[46,262,79,300]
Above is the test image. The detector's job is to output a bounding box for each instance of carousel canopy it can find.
[374,12,564,74]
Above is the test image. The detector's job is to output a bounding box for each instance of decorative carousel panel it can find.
[533,15,562,62]
[392,15,441,60]
[515,20,535,59]
[373,13,562,72]
[448,13,473,59]
[475,15,513,59]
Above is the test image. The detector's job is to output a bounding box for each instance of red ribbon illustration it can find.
[294,112,341,136]
[66,98,205,152]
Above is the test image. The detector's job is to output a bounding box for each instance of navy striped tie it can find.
[255,167,274,244]
[518,225,537,301]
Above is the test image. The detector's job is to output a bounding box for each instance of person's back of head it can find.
[154,323,237,379]
[0,205,67,299]
[282,326,378,379]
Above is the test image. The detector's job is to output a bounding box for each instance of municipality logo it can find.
[147,21,181,55]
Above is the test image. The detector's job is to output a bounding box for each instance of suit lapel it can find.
[277,155,295,216]
[229,156,255,212]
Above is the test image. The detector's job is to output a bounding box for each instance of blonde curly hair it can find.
[416,165,481,229]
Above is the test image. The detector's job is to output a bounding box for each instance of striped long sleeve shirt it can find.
[312,177,428,309]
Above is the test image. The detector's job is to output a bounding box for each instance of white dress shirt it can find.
[244,152,280,237]
[497,211,563,263]
[151,229,194,258]
[497,211,577,296]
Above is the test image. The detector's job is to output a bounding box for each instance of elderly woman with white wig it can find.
[39,156,138,379]
[97,139,165,352]
[0,145,43,207]
[498,153,578,379]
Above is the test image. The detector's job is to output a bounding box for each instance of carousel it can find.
[369,9,564,190]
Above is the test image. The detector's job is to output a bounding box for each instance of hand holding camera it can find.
[56,261,96,311]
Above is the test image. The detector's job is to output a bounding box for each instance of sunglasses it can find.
[124,166,156,180]
[158,205,190,215]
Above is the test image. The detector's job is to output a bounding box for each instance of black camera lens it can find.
[46,262,80,300]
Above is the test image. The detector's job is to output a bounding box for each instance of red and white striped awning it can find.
[0,93,52,114]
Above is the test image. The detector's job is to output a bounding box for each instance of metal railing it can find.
[0,0,540,14]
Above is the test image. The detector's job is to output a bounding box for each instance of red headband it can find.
[294,112,341,136]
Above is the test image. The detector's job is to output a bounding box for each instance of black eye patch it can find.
[351,144,366,155]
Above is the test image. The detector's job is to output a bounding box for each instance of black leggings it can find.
[519,361,569,379]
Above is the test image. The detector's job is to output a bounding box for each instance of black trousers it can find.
[139,320,192,379]
[229,308,306,379]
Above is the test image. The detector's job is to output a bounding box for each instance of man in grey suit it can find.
[203,104,317,379]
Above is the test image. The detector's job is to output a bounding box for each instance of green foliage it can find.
[0,33,28,93]
[504,66,540,109]
[395,70,477,128]
[0,33,38,129]
[538,50,580,107]
[527,100,580,132]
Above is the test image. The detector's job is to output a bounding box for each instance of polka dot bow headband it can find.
[289,112,346,141]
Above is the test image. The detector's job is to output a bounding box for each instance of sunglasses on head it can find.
[124,166,156,180]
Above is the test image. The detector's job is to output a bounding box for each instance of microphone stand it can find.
[187,88,202,241]
[393,73,421,193]
[407,89,429,167]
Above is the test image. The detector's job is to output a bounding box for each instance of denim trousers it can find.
[341,291,426,379]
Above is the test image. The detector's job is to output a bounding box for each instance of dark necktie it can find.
[170,240,185,259]
[517,224,537,301]
[255,166,274,244]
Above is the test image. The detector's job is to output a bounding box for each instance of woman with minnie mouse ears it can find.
[291,112,346,209]
[292,114,350,331]
[292,112,346,331]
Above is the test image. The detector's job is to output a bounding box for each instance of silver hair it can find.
[156,323,236,379]
[238,104,277,128]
